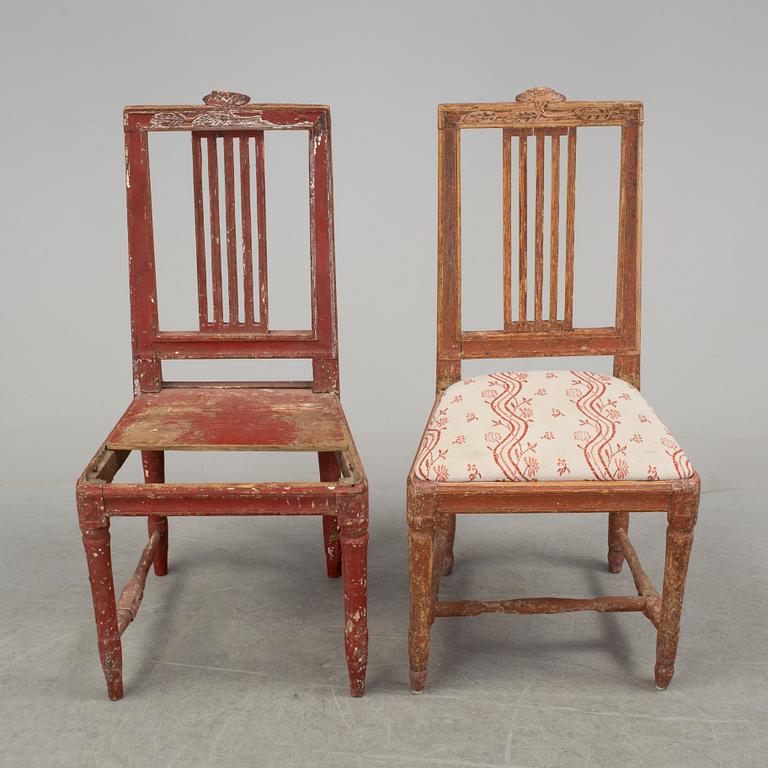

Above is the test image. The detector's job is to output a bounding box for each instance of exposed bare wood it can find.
[86,448,130,483]
[162,379,313,389]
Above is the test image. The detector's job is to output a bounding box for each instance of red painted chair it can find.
[76,91,368,699]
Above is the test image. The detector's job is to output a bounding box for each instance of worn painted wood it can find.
[78,92,367,700]
[616,527,661,626]
[436,595,649,617]
[319,451,342,578]
[655,477,699,689]
[407,485,437,693]
[142,450,168,576]
[410,86,699,693]
[116,531,161,634]
[107,389,349,451]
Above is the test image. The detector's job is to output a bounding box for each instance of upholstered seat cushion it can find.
[414,371,693,483]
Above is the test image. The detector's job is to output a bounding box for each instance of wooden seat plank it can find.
[106,389,348,451]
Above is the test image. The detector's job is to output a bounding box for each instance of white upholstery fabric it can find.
[414,371,693,483]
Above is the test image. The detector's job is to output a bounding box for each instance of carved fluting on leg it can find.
[142,451,168,576]
[438,514,456,576]
[408,484,437,693]
[339,490,368,697]
[608,512,629,573]
[319,452,342,578]
[77,483,123,700]
[655,476,700,690]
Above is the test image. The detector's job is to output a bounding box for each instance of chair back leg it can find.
[318,452,342,578]
[142,451,168,576]
[608,512,629,573]
[438,515,456,576]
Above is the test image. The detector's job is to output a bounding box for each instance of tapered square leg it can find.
[408,484,437,693]
[142,451,168,576]
[339,490,368,697]
[319,452,342,578]
[77,484,122,700]
[437,514,456,576]
[608,512,629,573]
[655,477,699,689]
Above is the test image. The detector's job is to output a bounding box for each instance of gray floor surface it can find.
[1,484,766,767]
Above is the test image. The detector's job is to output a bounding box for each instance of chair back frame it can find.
[436,87,643,391]
[124,91,339,395]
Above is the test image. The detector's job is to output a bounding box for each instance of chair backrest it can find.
[123,91,339,394]
[436,87,643,392]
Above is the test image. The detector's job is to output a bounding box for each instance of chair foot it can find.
[607,552,624,574]
[410,668,427,693]
[107,675,125,700]
[440,551,454,576]
[654,664,674,690]
[349,675,366,698]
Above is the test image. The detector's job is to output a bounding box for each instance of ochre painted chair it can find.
[76,92,368,699]
[407,87,699,693]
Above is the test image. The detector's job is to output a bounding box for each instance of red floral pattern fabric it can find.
[415,371,693,483]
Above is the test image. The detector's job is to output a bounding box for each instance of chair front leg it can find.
[608,512,629,573]
[437,514,456,576]
[142,450,168,576]
[408,484,437,693]
[77,484,122,700]
[339,489,368,697]
[319,452,342,578]
[655,477,700,689]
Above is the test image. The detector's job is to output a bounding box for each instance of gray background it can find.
[1,1,767,766]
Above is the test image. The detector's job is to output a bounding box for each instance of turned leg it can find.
[318,452,342,578]
[142,451,168,576]
[655,477,700,689]
[77,485,123,700]
[608,512,629,573]
[408,485,437,693]
[339,490,368,697]
[437,514,456,576]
